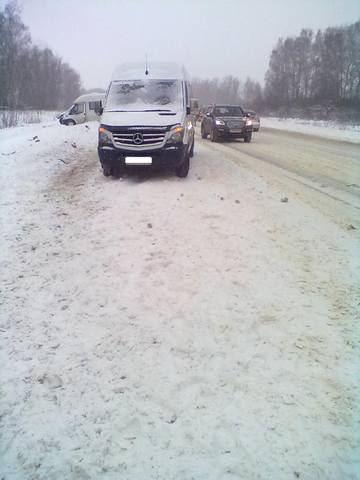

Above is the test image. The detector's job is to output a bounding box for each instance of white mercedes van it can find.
[59,93,105,125]
[97,62,195,178]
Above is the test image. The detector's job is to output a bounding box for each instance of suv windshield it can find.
[106,79,183,112]
[214,106,244,117]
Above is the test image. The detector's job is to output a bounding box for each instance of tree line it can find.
[191,76,263,111]
[265,22,360,107]
[0,1,81,109]
[192,20,360,112]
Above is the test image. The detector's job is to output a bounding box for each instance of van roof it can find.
[74,93,106,103]
[111,62,187,81]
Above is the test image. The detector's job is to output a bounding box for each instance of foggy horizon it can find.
[5,0,360,89]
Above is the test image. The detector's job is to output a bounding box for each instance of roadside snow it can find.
[262,117,360,144]
[1,121,359,479]
[0,110,60,129]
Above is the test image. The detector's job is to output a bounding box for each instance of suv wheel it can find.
[244,133,252,143]
[65,119,76,126]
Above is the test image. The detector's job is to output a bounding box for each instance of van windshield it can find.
[106,79,183,112]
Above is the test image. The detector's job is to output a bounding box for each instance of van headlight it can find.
[99,127,112,145]
[167,124,185,144]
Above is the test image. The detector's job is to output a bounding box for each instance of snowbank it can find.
[1,120,359,479]
[0,110,60,129]
[262,117,360,143]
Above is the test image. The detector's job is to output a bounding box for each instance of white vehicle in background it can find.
[59,93,105,125]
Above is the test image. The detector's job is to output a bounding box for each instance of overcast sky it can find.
[9,0,360,89]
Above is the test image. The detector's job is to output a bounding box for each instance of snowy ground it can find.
[0,110,60,129]
[261,117,360,144]
[1,120,359,479]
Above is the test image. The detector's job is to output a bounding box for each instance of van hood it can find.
[101,110,184,127]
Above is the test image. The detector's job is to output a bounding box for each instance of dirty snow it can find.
[0,120,359,479]
[262,117,360,144]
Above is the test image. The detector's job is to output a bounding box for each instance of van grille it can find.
[111,129,166,149]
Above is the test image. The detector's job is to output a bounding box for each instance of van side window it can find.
[89,101,101,111]
[70,103,84,115]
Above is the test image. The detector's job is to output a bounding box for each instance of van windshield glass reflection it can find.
[106,79,182,112]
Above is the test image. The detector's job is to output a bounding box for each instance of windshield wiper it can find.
[106,109,178,115]
[143,109,173,112]
[106,109,176,113]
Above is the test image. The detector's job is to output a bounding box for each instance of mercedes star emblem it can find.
[133,133,144,145]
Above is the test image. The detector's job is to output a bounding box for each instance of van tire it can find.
[65,120,76,126]
[210,128,218,142]
[102,166,112,177]
[189,140,194,157]
[176,155,189,178]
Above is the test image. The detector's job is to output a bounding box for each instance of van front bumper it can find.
[98,144,187,169]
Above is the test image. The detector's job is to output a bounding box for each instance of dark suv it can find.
[201,104,253,142]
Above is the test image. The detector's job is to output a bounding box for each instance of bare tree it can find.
[264,20,360,108]
[243,78,263,110]
[0,1,81,110]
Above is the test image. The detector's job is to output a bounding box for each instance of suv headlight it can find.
[246,119,253,126]
[167,124,185,143]
[215,119,225,126]
[99,127,112,145]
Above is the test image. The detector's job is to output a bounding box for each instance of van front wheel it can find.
[210,128,218,142]
[176,155,189,178]
[102,166,112,177]
[189,140,194,157]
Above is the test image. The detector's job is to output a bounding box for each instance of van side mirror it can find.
[95,101,103,116]
[186,106,191,115]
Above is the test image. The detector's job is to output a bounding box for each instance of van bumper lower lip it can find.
[98,144,186,168]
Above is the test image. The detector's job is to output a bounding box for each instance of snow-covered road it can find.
[1,121,359,479]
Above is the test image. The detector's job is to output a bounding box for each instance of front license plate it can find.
[230,129,242,133]
[125,157,152,165]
